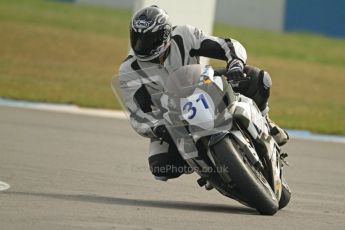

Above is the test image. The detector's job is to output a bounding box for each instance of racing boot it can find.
[266,116,289,146]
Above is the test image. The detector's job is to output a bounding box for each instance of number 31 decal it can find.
[183,94,209,119]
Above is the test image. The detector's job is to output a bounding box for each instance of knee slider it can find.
[251,70,271,111]
[148,153,185,179]
[262,71,272,90]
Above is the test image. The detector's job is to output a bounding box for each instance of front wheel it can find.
[211,135,279,215]
[279,178,291,210]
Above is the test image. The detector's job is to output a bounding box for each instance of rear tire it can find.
[211,136,279,215]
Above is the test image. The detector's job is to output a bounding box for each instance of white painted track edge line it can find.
[1,99,344,144]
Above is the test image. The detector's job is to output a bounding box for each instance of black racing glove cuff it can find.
[152,125,173,143]
[225,59,247,82]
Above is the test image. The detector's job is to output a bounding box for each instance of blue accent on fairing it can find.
[284,0,345,37]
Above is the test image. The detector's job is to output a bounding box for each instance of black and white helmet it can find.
[130,6,172,61]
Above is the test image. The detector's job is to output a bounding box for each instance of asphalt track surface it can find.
[1,106,344,230]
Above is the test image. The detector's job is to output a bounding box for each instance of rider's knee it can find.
[253,70,271,111]
[148,152,187,179]
[262,71,272,90]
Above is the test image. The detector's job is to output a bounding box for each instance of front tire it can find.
[279,179,291,210]
[211,136,279,215]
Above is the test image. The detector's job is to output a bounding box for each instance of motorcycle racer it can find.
[118,5,289,180]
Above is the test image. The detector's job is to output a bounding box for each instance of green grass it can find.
[211,25,345,135]
[214,24,345,67]
[1,0,345,135]
[0,0,131,108]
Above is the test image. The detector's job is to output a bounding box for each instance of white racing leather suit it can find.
[118,25,271,179]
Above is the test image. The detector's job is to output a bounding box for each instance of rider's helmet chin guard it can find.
[130,5,172,61]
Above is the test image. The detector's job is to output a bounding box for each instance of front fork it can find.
[228,96,284,201]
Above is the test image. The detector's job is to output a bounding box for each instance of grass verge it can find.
[0,0,345,134]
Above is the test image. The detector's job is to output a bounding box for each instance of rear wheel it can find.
[211,136,279,215]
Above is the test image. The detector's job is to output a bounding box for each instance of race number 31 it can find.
[183,94,209,119]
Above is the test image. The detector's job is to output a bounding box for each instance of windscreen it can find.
[112,64,234,159]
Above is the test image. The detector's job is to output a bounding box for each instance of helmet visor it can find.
[130,29,165,57]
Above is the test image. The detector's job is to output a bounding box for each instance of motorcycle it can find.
[113,64,291,215]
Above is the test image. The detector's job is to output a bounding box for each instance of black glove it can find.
[152,125,173,143]
[225,59,247,82]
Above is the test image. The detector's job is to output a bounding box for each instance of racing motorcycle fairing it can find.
[112,64,286,207]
